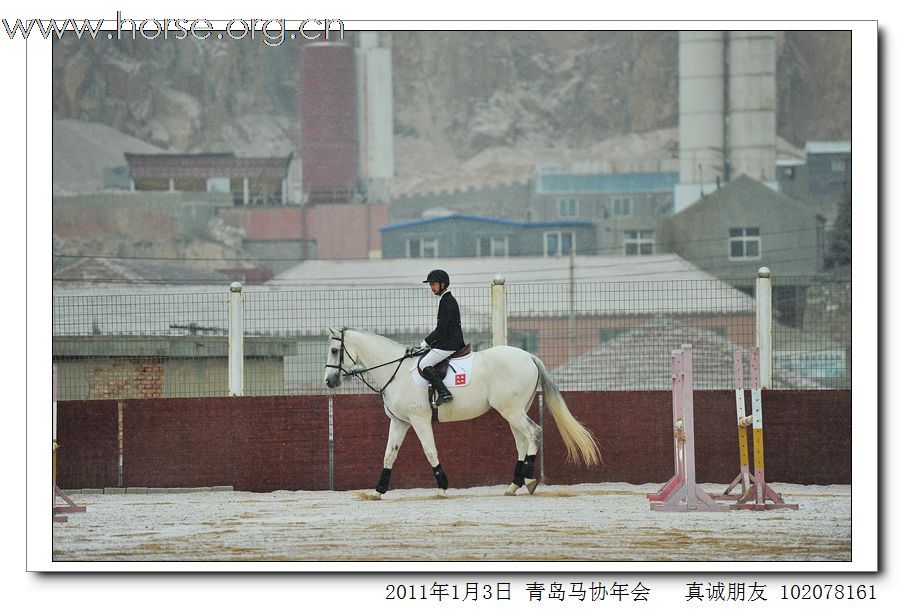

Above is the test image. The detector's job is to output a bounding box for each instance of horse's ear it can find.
[327,326,339,337]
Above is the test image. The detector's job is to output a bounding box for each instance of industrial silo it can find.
[356,32,394,204]
[298,42,358,203]
[678,31,726,187]
[728,31,776,182]
[675,30,777,211]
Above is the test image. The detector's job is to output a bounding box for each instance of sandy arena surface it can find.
[52,482,851,563]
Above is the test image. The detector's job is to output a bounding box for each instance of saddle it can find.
[417,344,471,380]
[417,345,471,424]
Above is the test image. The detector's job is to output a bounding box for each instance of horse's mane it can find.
[345,328,406,352]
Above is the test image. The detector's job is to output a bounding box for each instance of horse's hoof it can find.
[526,479,539,495]
[436,489,448,498]
[503,483,519,496]
[354,490,383,501]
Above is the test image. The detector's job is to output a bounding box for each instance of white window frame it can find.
[623,229,655,256]
[421,238,438,258]
[728,227,761,260]
[612,196,633,217]
[406,238,439,258]
[557,197,579,218]
[543,231,576,257]
[477,236,509,257]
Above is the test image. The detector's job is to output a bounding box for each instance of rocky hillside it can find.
[53,31,851,183]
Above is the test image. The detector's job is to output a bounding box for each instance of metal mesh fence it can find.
[52,275,851,400]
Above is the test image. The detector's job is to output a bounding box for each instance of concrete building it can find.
[659,174,826,283]
[379,214,595,259]
[777,141,852,227]
[532,170,678,256]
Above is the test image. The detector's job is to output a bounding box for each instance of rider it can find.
[418,269,465,405]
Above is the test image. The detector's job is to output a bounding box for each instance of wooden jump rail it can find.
[648,345,728,512]
[718,348,798,511]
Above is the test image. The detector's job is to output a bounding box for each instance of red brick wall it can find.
[121,395,329,492]
[55,390,851,491]
[56,400,120,489]
[89,359,164,399]
[216,207,304,240]
[303,203,389,258]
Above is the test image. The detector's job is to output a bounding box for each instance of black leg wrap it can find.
[432,463,449,490]
[512,460,525,487]
[523,454,536,480]
[376,468,392,494]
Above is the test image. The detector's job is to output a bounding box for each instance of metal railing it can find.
[52,270,851,400]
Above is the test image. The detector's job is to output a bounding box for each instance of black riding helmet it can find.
[422,269,450,287]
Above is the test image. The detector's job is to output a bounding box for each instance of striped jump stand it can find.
[648,345,728,512]
[718,348,798,511]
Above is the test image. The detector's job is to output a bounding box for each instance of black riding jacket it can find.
[425,291,465,351]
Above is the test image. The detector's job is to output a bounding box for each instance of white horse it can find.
[324,327,600,499]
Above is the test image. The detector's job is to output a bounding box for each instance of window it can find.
[422,238,438,258]
[406,238,439,258]
[477,236,509,257]
[729,227,761,260]
[544,231,575,257]
[558,198,579,218]
[207,177,230,194]
[612,197,633,217]
[624,230,655,255]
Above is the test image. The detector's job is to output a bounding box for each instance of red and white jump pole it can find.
[648,345,728,512]
[719,348,798,511]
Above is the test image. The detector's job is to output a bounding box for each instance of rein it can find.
[326,329,424,395]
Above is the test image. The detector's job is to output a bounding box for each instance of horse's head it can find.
[324,326,346,388]
[325,326,365,388]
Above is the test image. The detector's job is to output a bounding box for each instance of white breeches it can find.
[420,348,455,369]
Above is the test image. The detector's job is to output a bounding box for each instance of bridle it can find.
[326,328,421,395]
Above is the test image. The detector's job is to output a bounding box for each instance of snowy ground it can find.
[52,482,851,563]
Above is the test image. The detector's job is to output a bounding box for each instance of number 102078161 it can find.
[781,584,876,600]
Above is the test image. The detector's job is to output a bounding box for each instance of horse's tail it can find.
[531,354,600,467]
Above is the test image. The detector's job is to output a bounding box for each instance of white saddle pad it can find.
[410,354,475,389]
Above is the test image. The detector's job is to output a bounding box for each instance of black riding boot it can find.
[423,366,453,405]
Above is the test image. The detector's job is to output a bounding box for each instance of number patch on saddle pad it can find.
[410,354,475,389]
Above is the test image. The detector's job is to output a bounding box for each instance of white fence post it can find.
[491,275,508,346]
[755,267,773,389]
[228,282,244,396]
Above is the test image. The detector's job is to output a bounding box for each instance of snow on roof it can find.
[379,214,593,232]
[267,254,733,288]
[553,316,823,391]
[53,255,754,338]
[535,171,678,195]
[805,141,852,155]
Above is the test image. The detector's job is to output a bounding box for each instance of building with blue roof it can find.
[379,214,595,258]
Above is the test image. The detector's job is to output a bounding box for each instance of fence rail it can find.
[52,271,851,400]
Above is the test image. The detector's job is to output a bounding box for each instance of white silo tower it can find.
[728,31,777,183]
[678,31,726,189]
[356,32,395,204]
[674,31,778,212]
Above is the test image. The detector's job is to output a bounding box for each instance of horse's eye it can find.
[331,348,339,355]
